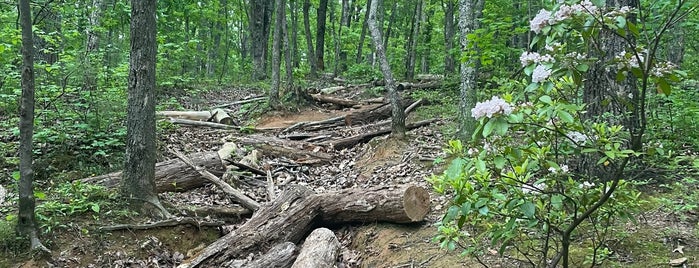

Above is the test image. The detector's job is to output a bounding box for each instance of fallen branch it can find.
[99,217,226,232]
[310,94,361,108]
[171,150,261,211]
[291,228,340,268]
[325,118,439,150]
[212,96,266,108]
[169,118,239,130]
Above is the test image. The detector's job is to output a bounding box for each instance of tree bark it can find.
[123,0,169,217]
[270,0,284,108]
[405,0,422,80]
[249,0,274,80]
[316,0,329,70]
[291,228,340,268]
[456,0,483,141]
[367,0,406,138]
[303,0,318,77]
[84,151,226,192]
[356,0,371,64]
[290,0,300,68]
[442,0,457,73]
[177,184,430,267]
[18,0,48,252]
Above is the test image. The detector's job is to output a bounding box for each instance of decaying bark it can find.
[235,135,333,165]
[158,109,236,125]
[81,151,225,192]
[291,228,340,268]
[177,184,430,267]
[325,118,438,150]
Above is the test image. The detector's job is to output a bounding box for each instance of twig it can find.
[171,149,261,211]
[99,217,226,232]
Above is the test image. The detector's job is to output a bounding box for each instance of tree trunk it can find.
[405,0,422,80]
[368,0,406,138]
[282,0,294,92]
[291,228,340,268]
[249,0,274,80]
[270,0,284,108]
[83,151,226,193]
[290,0,300,68]
[18,0,48,252]
[83,0,104,94]
[303,0,318,77]
[335,0,350,73]
[383,2,397,50]
[356,0,371,64]
[456,0,483,141]
[442,0,457,73]
[178,184,430,267]
[316,0,329,70]
[420,4,433,74]
[123,0,169,218]
[207,0,226,78]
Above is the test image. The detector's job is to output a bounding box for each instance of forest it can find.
[1,0,698,267]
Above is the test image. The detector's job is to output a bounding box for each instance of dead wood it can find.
[171,150,261,211]
[81,151,224,192]
[229,242,297,268]
[177,184,429,267]
[213,96,266,108]
[325,118,439,150]
[98,217,226,232]
[210,108,236,125]
[414,74,444,81]
[291,228,340,268]
[343,97,413,127]
[310,93,361,108]
[178,205,252,221]
[227,160,267,176]
[157,111,212,121]
[318,85,346,94]
[168,118,239,129]
[236,135,332,165]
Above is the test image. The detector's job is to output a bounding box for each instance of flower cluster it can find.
[522,182,547,194]
[520,51,555,67]
[579,181,595,189]
[471,96,514,119]
[651,61,677,77]
[548,164,570,174]
[605,5,633,17]
[566,131,587,144]
[532,65,552,83]
[531,1,600,33]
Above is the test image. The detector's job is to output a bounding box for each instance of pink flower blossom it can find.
[471,96,514,119]
[530,9,552,34]
[531,65,552,83]
[520,51,555,67]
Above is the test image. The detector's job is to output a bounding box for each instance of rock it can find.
[669,257,687,267]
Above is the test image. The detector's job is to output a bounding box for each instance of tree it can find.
[270,0,285,108]
[303,0,318,77]
[356,0,372,64]
[249,0,274,80]
[456,0,484,141]
[405,0,422,80]
[122,0,170,218]
[315,0,328,70]
[442,0,457,73]
[17,0,49,253]
[367,0,406,138]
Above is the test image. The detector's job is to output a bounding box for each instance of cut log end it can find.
[404,185,431,222]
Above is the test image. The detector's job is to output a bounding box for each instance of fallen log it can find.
[171,150,261,211]
[210,108,235,125]
[81,151,225,192]
[236,135,332,165]
[158,109,236,125]
[98,217,226,232]
[177,184,430,267]
[325,118,439,150]
[168,118,239,129]
[291,228,340,268]
[343,98,413,126]
[229,242,297,268]
[310,93,361,108]
[213,96,266,108]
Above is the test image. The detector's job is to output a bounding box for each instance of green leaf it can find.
[575,64,589,72]
[483,120,495,137]
[551,195,563,210]
[557,111,574,124]
[478,206,489,216]
[494,156,506,169]
[657,78,671,95]
[539,95,552,104]
[445,157,466,180]
[521,201,536,218]
[91,203,100,213]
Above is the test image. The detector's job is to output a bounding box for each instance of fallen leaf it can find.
[673,245,685,254]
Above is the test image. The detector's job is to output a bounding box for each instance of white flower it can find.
[548,164,570,174]
[471,96,514,119]
[532,65,552,83]
[522,182,546,194]
[575,0,598,14]
[520,51,555,67]
[566,131,587,144]
[530,9,552,34]
[579,181,595,189]
[553,4,576,22]
[467,148,479,156]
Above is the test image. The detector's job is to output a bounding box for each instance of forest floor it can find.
[2,82,698,267]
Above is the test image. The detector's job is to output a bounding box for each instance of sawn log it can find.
[177,184,430,267]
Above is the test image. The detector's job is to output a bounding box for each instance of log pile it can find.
[85,77,445,267]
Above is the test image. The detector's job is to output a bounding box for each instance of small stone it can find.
[669,257,687,267]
